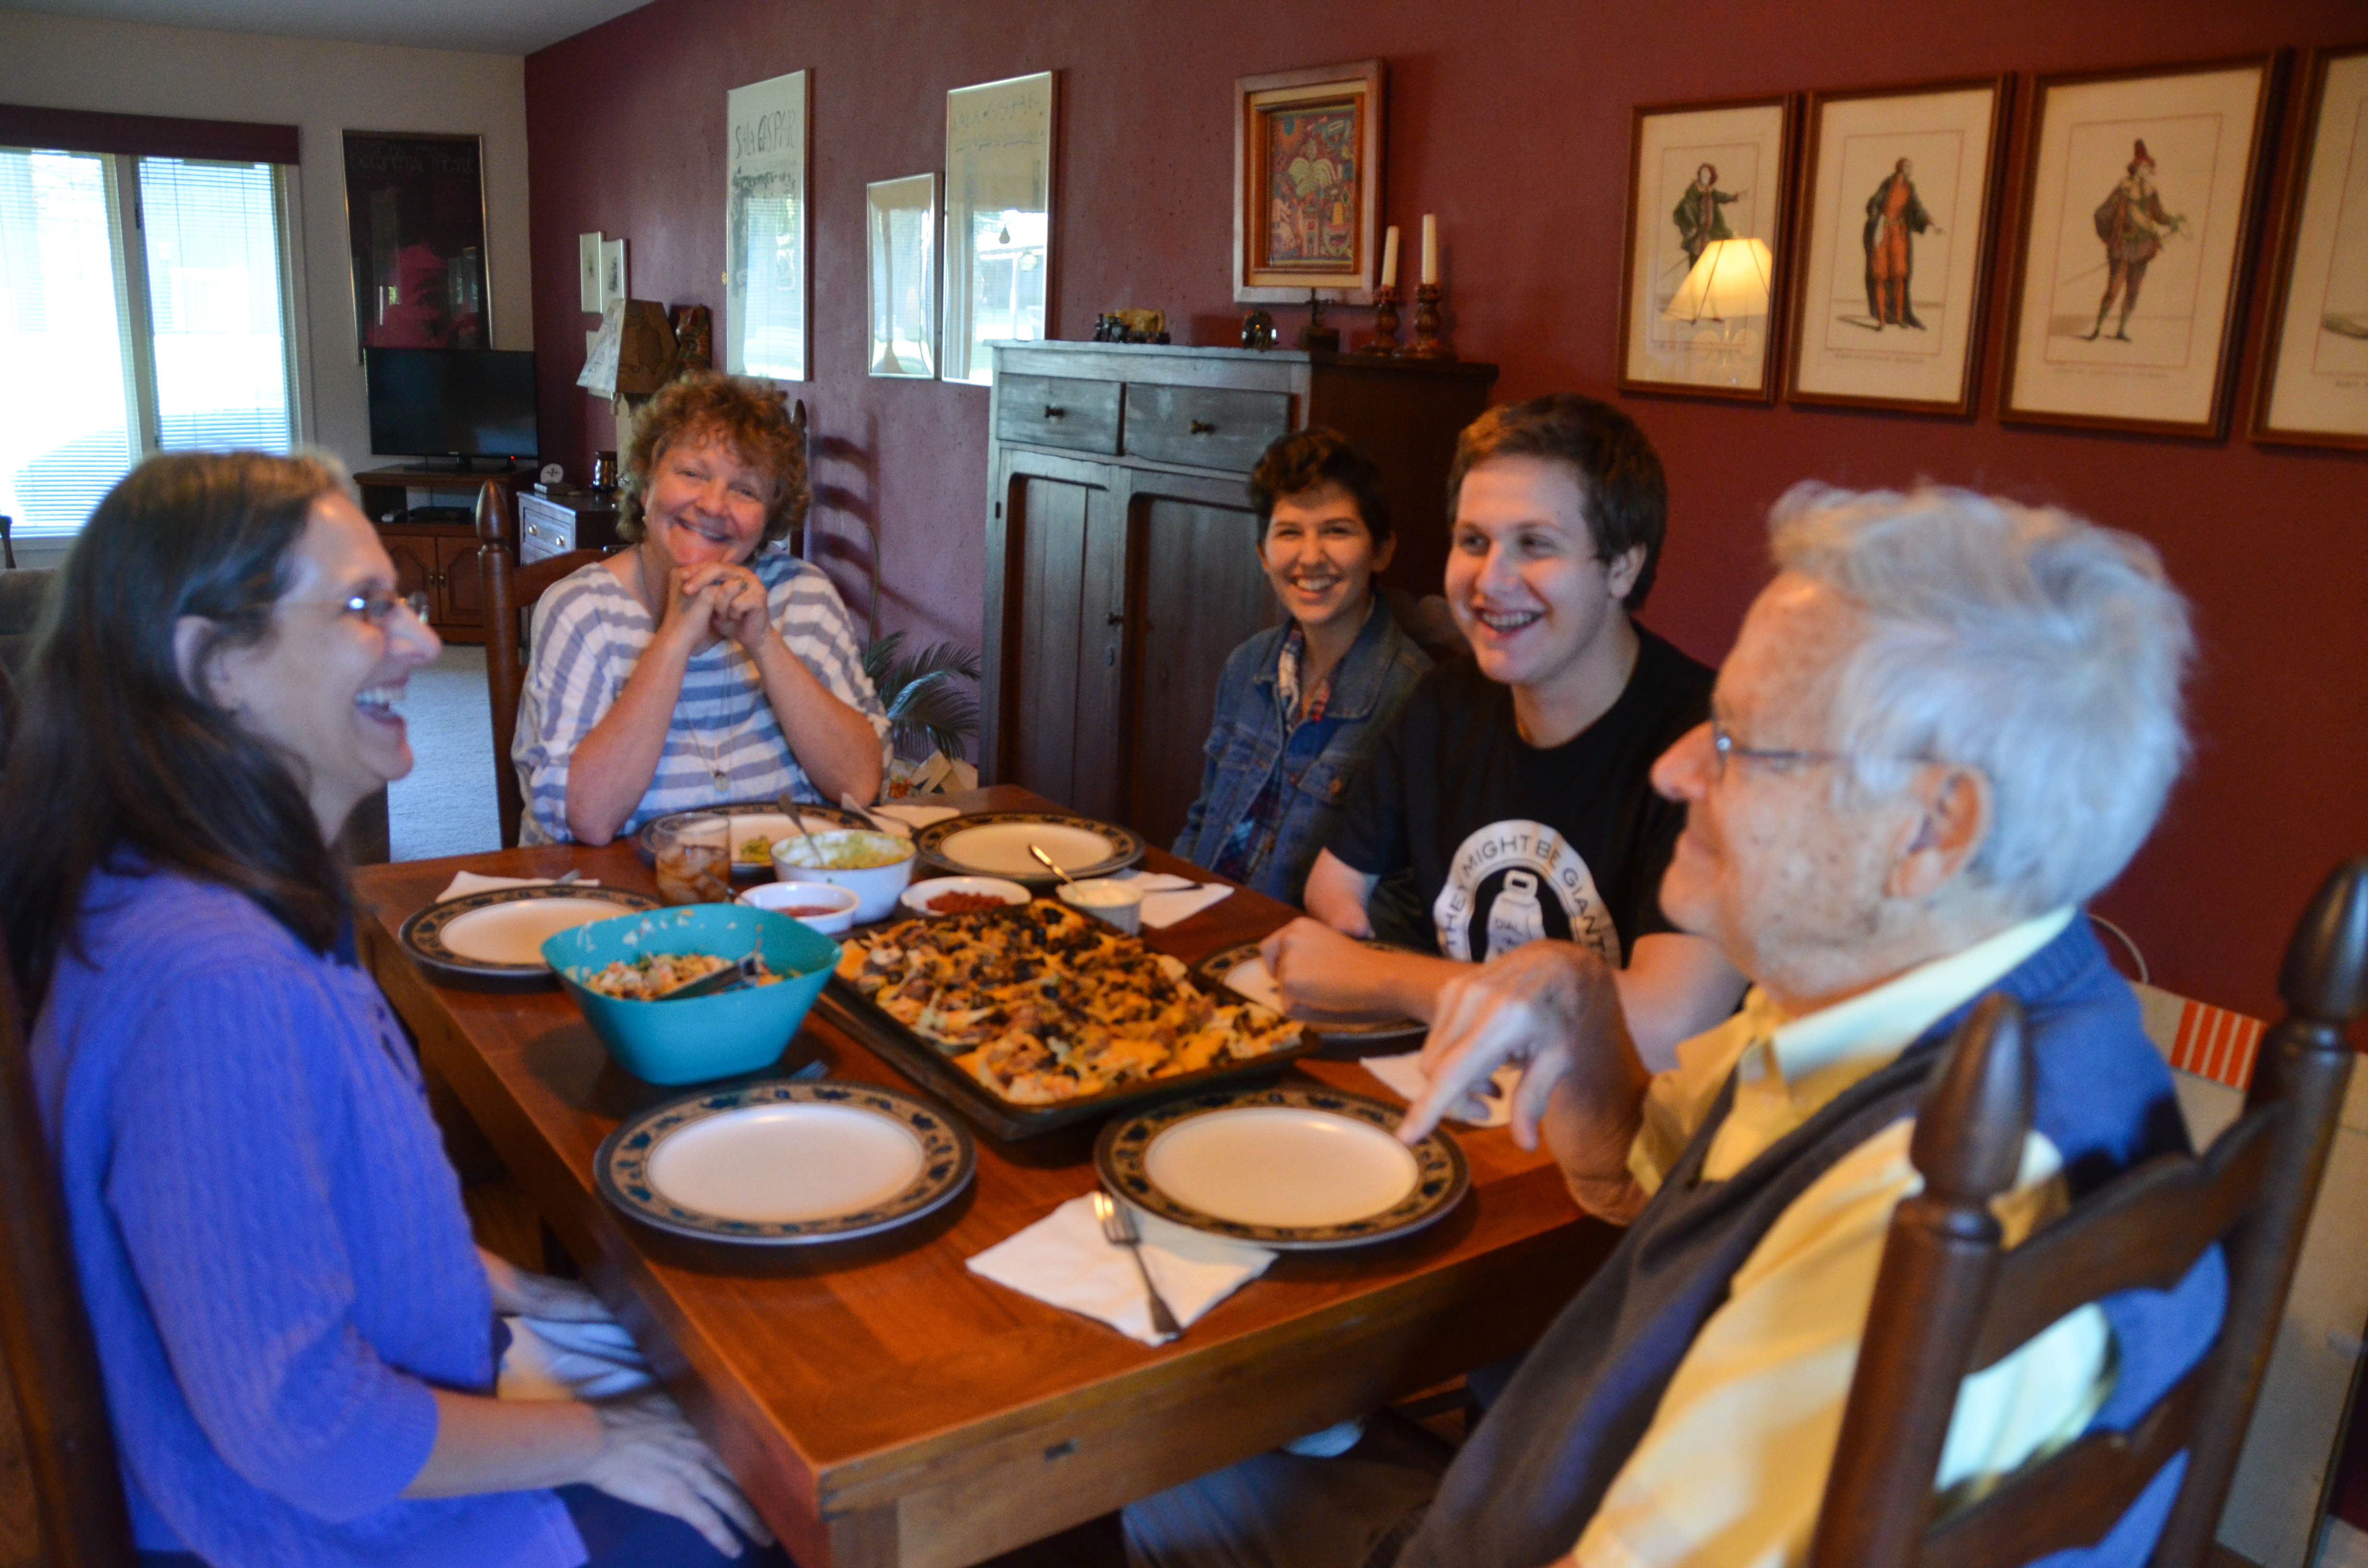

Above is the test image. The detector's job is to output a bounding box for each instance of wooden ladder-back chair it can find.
[1812,858,2368,1568]
[477,481,604,847]
[0,929,135,1564]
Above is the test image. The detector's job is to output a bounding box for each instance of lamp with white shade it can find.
[1661,236,1774,384]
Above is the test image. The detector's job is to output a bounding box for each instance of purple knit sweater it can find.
[31,863,583,1568]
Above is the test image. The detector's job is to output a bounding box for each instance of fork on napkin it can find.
[967,1194,1274,1345]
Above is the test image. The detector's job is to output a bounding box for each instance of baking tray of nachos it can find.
[817,899,1317,1139]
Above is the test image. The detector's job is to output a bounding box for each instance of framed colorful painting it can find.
[1999,57,2275,437]
[341,131,489,355]
[1233,59,1385,304]
[2253,42,2368,450]
[1785,77,2010,416]
[1617,94,1796,402]
[724,68,810,383]
[866,173,938,379]
[943,70,1056,387]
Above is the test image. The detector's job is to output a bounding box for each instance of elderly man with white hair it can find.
[1122,484,2224,1568]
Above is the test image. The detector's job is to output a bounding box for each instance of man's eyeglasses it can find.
[336,590,431,628]
[1707,715,1854,779]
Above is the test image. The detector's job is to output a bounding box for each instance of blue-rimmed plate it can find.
[913,810,1145,884]
[400,884,661,984]
[595,1079,973,1245]
[1095,1087,1467,1251]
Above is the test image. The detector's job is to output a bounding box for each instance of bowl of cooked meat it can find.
[543,904,840,1084]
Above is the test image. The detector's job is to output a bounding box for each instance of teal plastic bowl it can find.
[542,904,841,1085]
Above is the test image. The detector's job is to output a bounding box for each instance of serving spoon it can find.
[1029,843,1075,884]
[776,790,826,867]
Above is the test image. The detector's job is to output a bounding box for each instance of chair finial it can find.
[2279,858,2368,1026]
[1909,992,2033,1204]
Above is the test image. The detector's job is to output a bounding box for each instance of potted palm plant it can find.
[862,632,982,795]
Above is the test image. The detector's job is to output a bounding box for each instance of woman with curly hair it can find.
[516,372,887,845]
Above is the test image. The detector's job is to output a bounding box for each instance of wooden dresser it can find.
[981,341,1496,851]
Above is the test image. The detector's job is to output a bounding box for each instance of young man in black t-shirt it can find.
[1261,394,1745,1068]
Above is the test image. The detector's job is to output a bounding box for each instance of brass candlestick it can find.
[1362,285,1401,355]
[1406,282,1452,359]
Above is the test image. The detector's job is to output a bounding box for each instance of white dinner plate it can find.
[596,1080,974,1244]
[400,885,659,982]
[1095,1088,1467,1250]
[913,811,1145,883]
[1192,943,1428,1049]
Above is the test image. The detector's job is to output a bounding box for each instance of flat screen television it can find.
[364,348,539,468]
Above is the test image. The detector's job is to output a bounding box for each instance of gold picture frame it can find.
[1233,59,1384,305]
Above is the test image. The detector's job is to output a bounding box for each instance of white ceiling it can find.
[0,0,648,55]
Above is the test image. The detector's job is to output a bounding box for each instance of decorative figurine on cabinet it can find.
[1241,309,1277,350]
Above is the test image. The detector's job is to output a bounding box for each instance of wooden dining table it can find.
[351,784,1614,1568]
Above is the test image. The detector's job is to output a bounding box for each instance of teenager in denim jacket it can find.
[1172,430,1430,907]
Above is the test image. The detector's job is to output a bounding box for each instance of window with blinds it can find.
[0,147,297,537]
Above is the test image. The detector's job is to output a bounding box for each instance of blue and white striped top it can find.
[514,547,889,845]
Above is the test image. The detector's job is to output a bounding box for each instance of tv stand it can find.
[353,463,535,644]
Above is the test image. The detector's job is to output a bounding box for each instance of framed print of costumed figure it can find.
[1786,77,2010,415]
[1618,94,1797,402]
[2000,57,2274,437]
[2253,42,2368,450]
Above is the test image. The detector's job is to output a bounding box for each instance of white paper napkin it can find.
[1140,884,1233,930]
[966,1194,1275,1345]
[863,802,962,836]
[1113,870,1198,893]
[1362,1050,1518,1129]
[436,871,599,903]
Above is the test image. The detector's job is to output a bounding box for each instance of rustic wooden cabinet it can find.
[356,464,537,645]
[981,341,1496,850]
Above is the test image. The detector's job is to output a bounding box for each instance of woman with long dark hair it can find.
[0,453,779,1568]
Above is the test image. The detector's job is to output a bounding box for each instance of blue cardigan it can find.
[31,864,582,1568]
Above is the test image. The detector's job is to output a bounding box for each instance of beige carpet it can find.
[388,643,502,862]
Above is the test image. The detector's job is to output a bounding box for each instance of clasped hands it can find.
[479,1248,772,1556]
[656,561,773,656]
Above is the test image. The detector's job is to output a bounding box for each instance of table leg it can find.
[826,1503,901,1567]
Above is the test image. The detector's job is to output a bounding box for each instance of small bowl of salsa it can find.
[737,879,864,935]
[900,876,1032,919]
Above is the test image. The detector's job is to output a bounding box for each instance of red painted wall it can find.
[524,0,2368,1019]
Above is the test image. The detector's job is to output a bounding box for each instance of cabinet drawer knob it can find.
[1188,419,1216,435]
[1043,404,1066,420]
